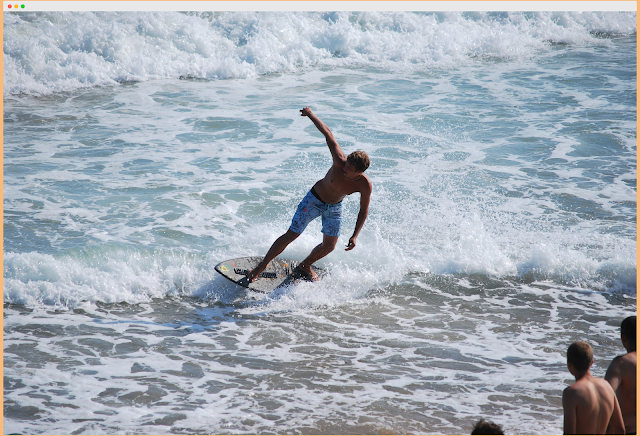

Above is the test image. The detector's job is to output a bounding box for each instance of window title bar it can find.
[3,1,637,12]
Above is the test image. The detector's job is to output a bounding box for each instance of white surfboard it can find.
[214,256,325,293]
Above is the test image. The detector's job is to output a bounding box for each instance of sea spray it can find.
[3,11,635,435]
[4,11,637,96]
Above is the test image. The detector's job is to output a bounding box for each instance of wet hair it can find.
[347,150,370,173]
[621,316,636,347]
[567,341,593,373]
[471,419,504,435]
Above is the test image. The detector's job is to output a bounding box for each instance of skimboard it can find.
[214,256,325,293]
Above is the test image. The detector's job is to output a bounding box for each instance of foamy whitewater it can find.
[3,10,637,435]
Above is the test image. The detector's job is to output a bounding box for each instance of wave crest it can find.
[4,11,636,96]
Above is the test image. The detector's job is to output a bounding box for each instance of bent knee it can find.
[282,229,301,241]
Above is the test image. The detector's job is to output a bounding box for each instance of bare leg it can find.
[247,229,300,282]
[297,234,338,281]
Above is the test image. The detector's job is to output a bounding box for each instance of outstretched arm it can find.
[300,107,345,165]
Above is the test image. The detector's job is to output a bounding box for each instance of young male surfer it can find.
[247,107,372,282]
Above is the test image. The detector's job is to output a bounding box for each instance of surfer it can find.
[247,107,372,282]
[605,316,636,435]
[562,341,625,435]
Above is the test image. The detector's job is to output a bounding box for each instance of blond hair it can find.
[347,150,370,173]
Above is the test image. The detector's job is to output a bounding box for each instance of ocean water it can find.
[3,10,637,435]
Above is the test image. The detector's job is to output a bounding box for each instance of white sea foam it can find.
[4,11,636,96]
[3,10,636,436]
[3,212,635,309]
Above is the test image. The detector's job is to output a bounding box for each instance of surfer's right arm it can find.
[300,107,345,165]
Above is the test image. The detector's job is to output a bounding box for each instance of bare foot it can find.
[297,263,319,281]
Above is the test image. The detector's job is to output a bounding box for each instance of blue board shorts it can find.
[290,188,342,237]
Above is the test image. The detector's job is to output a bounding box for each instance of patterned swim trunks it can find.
[289,188,343,237]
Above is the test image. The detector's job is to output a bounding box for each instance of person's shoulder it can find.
[608,354,625,369]
[608,352,635,371]
[621,350,637,364]
[593,375,618,398]
[594,375,614,387]
[605,357,626,386]
[564,382,582,398]
[567,376,599,396]
[360,173,373,189]
[563,383,582,409]
[358,175,372,197]
[615,351,637,373]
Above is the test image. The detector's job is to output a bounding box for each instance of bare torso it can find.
[563,374,623,434]
[313,161,370,204]
[606,351,637,433]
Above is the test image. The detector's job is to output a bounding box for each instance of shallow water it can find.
[3,11,637,435]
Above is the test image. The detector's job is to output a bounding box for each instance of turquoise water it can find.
[3,11,637,435]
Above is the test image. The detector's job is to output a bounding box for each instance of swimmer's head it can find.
[471,419,504,435]
[621,316,636,351]
[567,341,594,374]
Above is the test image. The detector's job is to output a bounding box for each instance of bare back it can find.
[563,374,624,434]
[605,351,637,433]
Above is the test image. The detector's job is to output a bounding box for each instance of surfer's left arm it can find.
[346,179,372,251]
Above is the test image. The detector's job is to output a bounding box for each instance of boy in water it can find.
[563,341,625,435]
[247,107,372,282]
[605,316,637,434]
